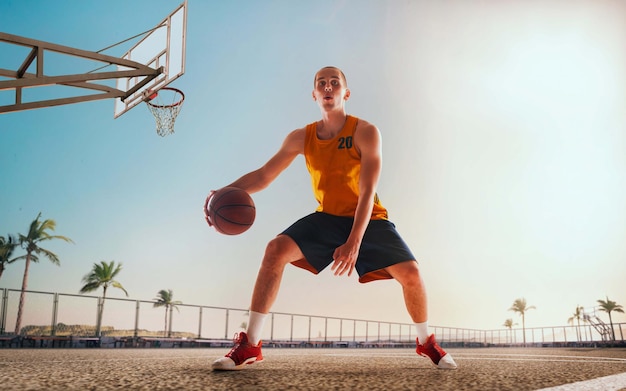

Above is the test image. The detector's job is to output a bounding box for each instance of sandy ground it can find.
[1,347,626,391]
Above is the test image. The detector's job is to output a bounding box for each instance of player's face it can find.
[312,68,349,108]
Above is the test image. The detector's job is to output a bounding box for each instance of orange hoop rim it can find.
[145,87,185,109]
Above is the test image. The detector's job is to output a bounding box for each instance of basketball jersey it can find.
[304,115,388,220]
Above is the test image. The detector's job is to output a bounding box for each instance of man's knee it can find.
[388,260,422,286]
[262,235,300,266]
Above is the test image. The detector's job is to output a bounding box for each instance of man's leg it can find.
[250,235,304,314]
[386,261,457,370]
[212,235,303,371]
[246,235,303,344]
[385,261,427,320]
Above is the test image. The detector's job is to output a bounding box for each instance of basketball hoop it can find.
[144,87,185,137]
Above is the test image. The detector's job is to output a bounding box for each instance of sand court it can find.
[2,347,626,390]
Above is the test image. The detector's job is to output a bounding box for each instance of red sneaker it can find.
[416,334,457,369]
[212,332,264,371]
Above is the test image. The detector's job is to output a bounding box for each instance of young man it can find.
[211,66,457,370]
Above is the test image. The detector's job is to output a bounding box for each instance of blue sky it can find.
[1,0,625,331]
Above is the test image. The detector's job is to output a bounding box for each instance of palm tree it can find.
[503,318,517,344]
[509,298,536,345]
[240,309,250,331]
[0,234,18,280]
[79,261,128,337]
[568,305,585,342]
[13,213,73,334]
[153,289,182,337]
[597,296,624,341]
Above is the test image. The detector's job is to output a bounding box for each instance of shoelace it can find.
[225,333,243,357]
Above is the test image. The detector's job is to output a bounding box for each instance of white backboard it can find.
[114,1,187,118]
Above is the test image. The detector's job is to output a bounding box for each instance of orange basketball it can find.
[204,187,256,235]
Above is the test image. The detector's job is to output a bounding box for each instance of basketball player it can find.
[211,66,457,370]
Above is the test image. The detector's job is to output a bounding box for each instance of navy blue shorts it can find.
[281,212,416,283]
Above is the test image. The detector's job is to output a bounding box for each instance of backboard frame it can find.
[113,1,187,118]
[0,1,187,117]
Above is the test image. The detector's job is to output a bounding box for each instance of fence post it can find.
[324,317,328,342]
[0,288,7,334]
[51,293,59,336]
[339,319,343,342]
[134,300,140,339]
[224,309,229,339]
[308,316,311,342]
[95,297,103,337]
[198,307,203,339]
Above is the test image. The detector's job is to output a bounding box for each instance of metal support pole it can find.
[339,319,343,342]
[51,293,59,336]
[198,307,203,338]
[271,313,275,342]
[0,288,8,334]
[308,316,311,342]
[225,309,229,339]
[134,300,140,339]
[324,317,328,342]
[353,320,356,342]
[95,297,103,337]
[609,323,615,341]
[290,315,294,342]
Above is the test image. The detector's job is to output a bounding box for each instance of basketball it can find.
[204,187,256,235]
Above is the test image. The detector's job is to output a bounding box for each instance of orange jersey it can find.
[304,115,388,220]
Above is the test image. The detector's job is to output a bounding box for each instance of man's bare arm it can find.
[225,128,305,194]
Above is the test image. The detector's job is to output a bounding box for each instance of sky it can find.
[1,0,625,332]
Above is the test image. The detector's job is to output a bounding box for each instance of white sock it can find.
[414,322,429,344]
[247,311,267,346]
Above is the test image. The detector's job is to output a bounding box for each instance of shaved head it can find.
[314,66,347,87]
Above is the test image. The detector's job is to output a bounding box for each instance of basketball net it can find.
[144,87,185,137]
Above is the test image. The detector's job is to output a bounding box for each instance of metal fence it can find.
[1,287,624,346]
